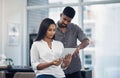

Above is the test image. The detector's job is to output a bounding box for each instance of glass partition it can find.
[83,3,120,78]
[27,0,79,6]
[84,0,119,2]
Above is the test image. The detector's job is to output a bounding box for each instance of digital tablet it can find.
[60,48,76,58]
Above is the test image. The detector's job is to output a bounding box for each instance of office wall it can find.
[0,0,2,54]
[1,0,27,66]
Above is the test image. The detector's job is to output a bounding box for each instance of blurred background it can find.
[0,0,120,78]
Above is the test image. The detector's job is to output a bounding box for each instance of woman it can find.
[30,18,72,78]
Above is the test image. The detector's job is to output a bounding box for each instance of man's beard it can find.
[58,23,67,28]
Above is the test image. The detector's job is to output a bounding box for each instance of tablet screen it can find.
[60,48,76,58]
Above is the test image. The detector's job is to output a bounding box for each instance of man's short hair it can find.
[63,6,75,18]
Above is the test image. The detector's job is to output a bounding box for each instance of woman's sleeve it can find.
[30,42,40,70]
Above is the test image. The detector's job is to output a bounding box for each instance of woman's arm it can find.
[36,61,53,70]
[37,58,62,70]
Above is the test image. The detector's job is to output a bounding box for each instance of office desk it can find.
[7,66,33,72]
[0,66,92,78]
[0,66,33,78]
[81,69,92,78]
[0,66,8,70]
[0,66,33,72]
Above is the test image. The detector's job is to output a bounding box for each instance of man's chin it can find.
[59,25,67,28]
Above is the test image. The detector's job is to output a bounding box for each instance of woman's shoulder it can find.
[53,40,64,48]
[33,41,39,44]
[32,41,42,46]
[53,40,63,45]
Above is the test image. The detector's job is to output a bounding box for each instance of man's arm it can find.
[74,39,89,57]
[78,39,89,50]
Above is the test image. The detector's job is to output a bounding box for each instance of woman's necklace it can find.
[43,38,52,49]
[47,42,52,49]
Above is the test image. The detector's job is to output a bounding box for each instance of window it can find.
[27,1,120,78]
[84,0,119,2]
[27,0,48,6]
[49,0,79,4]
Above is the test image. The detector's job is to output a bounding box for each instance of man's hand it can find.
[62,54,72,68]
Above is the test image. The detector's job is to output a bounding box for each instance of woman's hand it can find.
[62,54,72,68]
[52,58,62,66]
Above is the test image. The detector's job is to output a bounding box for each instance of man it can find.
[55,6,89,78]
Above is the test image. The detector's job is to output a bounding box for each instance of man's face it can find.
[59,13,72,28]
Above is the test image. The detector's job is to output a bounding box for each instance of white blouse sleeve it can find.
[30,42,40,70]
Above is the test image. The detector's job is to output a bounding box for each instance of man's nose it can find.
[64,21,69,25]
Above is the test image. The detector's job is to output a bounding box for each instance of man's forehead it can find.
[62,13,72,20]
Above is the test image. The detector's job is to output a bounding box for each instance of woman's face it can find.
[45,24,56,39]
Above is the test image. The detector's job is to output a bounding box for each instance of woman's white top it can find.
[30,40,65,77]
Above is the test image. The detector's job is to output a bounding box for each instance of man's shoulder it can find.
[69,23,76,26]
[69,23,78,27]
[68,23,81,29]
